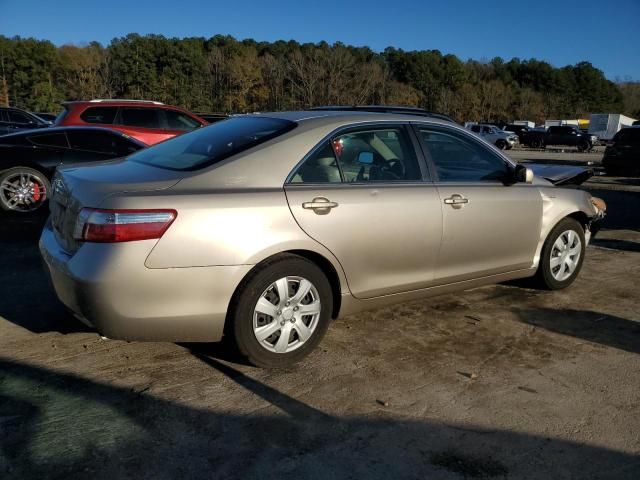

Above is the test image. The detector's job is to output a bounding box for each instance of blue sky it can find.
[1,0,639,80]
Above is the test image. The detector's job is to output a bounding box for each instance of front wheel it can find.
[534,218,586,290]
[229,254,333,368]
[495,140,507,150]
[577,141,590,152]
[0,167,51,213]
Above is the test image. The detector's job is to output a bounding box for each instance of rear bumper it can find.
[39,222,251,342]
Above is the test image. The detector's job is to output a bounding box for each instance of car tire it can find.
[228,253,333,368]
[0,167,51,213]
[533,217,586,290]
[495,140,507,150]
[577,141,589,152]
[530,139,543,149]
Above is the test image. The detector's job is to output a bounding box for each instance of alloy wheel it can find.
[0,170,48,212]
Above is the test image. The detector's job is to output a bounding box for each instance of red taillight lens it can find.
[73,208,177,243]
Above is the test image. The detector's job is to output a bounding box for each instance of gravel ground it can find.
[1,153,639,479]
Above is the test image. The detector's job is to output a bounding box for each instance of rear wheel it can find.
[229,254,333,368]
[534,218,585,290]
[0,167,50,213]
[530,139,543,149]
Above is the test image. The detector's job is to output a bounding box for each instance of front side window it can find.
[290,126,421,184]
[118,108,162,129]
[419,127,509,182]
[80,107,118,124]
[129,116,296,171]
[164,110,201,131]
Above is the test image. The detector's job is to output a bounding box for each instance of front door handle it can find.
[444,194,469,209]
[302,197,339,215]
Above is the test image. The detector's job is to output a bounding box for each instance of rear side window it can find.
[164,110,201,131]
[28,133,69,148]
[290,126,422,183]
[67,130,121,154]
[128,116,296,171]
[55,106,70,125]
[118,108,162,129]
[80,107,118,124]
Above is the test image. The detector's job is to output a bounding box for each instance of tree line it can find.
[1,33,638,123]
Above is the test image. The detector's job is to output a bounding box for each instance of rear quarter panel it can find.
[101,189,349,293]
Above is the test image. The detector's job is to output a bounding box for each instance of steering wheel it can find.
[379,158,405,180]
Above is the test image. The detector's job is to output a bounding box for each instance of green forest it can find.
[1,33,638,123]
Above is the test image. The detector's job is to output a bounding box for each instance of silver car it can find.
[40,110,605,367]
[467,124,518,150]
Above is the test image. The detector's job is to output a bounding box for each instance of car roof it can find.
[248,110,458,128]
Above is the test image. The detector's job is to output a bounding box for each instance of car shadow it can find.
[0,211,89,334]
[513,308,640,355]
[1,357,639,479]
[591,237,640,253]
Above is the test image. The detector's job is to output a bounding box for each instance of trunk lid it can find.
[50,159,182,252]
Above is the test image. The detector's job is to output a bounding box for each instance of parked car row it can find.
[0,100,235,213]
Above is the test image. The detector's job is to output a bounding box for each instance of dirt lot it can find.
[1,156,639,479]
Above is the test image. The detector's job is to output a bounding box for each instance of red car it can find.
[55,99,208,145]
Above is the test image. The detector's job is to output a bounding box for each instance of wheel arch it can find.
[225,249,344,334]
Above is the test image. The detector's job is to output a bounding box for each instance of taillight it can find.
[73,208,177,243]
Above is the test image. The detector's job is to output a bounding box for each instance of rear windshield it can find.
[128,116,296,171]
[54,107,70,125]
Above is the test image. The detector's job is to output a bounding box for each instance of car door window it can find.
[290,126,421,184]
[80,107,118,124]
[118,108,162,129]
[67,131,121,154]
[8,111,32,124]
[27,132,69,148]
[164,110,201,131]
[419,127,509,182]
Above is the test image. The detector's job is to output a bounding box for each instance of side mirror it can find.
[357,151,374,164]
[514,164,534,184]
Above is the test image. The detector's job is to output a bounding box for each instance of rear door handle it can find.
[302,197,339,215]
[444,194,469,209]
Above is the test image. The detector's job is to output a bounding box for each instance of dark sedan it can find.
[0,107,51,136]
[0,127,147,212]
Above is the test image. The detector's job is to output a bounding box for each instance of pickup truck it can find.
[523,125,597,152]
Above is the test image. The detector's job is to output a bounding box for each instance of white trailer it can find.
[544,119,579,128]
[513,120,535,128]
[588,114,637,141]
